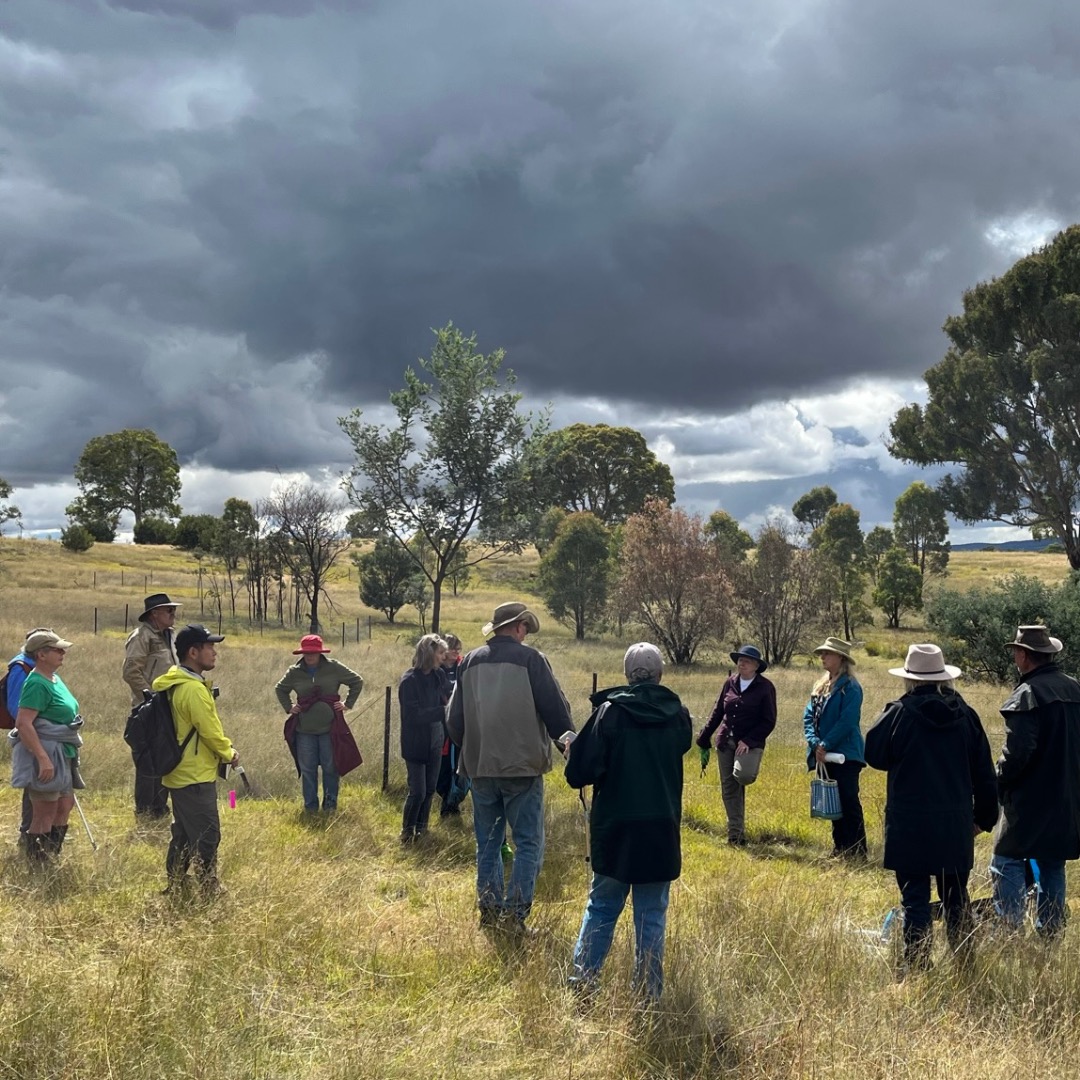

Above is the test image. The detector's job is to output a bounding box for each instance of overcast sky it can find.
[1,0,1076,540]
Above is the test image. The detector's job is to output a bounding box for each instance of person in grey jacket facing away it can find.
[447,601,574,934]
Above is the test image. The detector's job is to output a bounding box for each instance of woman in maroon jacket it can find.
[695,645,776,846]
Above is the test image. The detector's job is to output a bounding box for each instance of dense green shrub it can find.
[133,516,176,545]
[173,513,219,551]
[925,572,1080,680]
[60,524,94,552]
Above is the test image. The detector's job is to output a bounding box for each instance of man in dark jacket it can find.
[991,625,1080,937]
[564,642,692,1001]
[865,643,998,975]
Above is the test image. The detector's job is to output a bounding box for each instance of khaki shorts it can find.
[28,788,73,803]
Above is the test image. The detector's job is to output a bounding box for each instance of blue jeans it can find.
[471,775,545,920]
[991,855,1067,936]
[295,732,338,811]
[571,873,671,1000]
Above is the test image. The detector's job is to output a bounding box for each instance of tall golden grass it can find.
[0,538,1076,1079]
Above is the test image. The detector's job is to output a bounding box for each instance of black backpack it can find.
[123,688,196,777]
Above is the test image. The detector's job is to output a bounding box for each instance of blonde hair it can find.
[812,656,855,696]
[902,678,955,694]
[412,634,447,674]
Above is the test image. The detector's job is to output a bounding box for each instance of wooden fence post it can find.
[382,687,392,791]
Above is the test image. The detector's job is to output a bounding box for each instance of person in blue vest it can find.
[565,643,692,1001]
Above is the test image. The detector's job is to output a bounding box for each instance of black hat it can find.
[730,644,768,673]
[175,623,224,657]
[138,593,182,622]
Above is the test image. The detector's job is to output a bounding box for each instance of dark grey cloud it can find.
[1,0,1078,496]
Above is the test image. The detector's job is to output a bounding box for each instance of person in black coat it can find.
[865,643,998,976]
[992,625,1080,937]
[398,634,449,844]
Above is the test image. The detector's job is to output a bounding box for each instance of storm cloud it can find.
[0,0,1076,530]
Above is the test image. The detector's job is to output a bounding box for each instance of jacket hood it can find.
[152,665,206,693]
[903,686,968,729]
[591,682,684,724]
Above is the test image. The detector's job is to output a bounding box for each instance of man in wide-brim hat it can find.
[447,600,573,934]
[123,593,182,818]
[992,625,1080,937]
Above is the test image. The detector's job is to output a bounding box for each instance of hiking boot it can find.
[161,877,194,901]
[500,913,538,940]
[478,907,502,929]
[25,833,52,868]
[199,877,228,901]
[44,825,68,857]
[727,836,748,848]
[399,828,418,846]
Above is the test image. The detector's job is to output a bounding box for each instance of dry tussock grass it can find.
[0,538,1078,1078]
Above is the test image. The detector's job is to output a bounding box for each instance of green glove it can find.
[699,746,711,775]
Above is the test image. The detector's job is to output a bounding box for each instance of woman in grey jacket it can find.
[398,634,449,844]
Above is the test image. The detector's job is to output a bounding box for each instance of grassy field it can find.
[0,540,1078,1079]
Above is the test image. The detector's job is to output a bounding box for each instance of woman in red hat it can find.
[275,635,364,812]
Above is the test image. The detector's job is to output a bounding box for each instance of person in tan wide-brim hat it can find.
[813,636,857,665]
[803,636,867,860]
[481,602,540,637]
[866,641,997,977]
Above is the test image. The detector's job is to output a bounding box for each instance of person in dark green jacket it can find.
[275,635,363,812]
[564,642,692,1001]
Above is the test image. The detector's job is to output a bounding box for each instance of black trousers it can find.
[166,782,221,883]
[821,760,867,856]
[896,871,972,966]
[135,765,170,817]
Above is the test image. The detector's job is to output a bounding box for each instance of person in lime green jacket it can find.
[154,624,238,899]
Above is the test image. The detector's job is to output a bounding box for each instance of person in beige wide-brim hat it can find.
[865,642,998,977]
[887,643,963,682]
[803,636,867,860]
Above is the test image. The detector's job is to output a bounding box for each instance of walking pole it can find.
[71,793,98,852]
[578,787,591,867]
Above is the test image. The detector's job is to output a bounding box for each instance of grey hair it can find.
[412,633,448,674]
[627,667,660,685]
[443,633,462,651]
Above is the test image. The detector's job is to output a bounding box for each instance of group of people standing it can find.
[7,587,1080,994]
[691,623,1080,976]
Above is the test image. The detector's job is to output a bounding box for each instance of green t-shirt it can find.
[18,671,80,726]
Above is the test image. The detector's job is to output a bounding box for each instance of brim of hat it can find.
[730,651,768,672]
[53,638,74,650]
[293,647,331,654]
[1004,638,1063,653]
[887,664,962,681]
[483,612,541,636]
[814,644,856,664]
[139,603,180,621]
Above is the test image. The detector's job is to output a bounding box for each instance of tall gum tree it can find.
[339,323,545,634]
[72,428,181,529]
[889,226,1080,568]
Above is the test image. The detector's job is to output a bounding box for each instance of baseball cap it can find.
[175,624,225,657]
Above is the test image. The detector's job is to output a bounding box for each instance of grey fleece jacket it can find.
[446,634,573,779]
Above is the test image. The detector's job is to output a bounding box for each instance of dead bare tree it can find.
[258,481,348,634]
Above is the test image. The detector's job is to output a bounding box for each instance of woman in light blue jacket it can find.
[803,637,867,860]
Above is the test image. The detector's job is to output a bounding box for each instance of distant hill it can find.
[951,538,1057,552]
